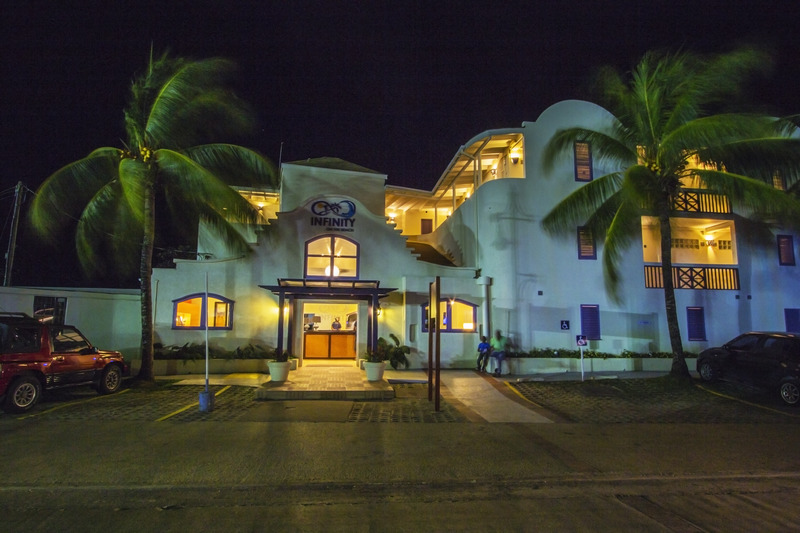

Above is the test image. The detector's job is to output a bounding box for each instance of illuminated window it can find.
[574,142,593,182]
[172,293,234,330]
[305,235,359,279]
[773,171,786,191]
[421,299,477,333]
[577,226,596,259]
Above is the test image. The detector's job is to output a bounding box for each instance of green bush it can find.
[154,342,275,360]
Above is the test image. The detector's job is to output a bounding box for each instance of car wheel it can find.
[779,380,799,406]
[2,375,42,413]
[698,361,718,382]
[97,365,122,394]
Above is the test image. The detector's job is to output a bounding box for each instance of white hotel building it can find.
[142,99,799,368]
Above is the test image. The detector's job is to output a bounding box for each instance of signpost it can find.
[576,335,587,382]
[428,277,441,411]
[199,272,214,412]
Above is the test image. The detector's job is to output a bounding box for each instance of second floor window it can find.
[574,141,593,182]
[577,226,597,259]
[305,235,359,278]
[778,235,796,266]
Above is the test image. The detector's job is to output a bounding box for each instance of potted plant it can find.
[364,334,410,381]
[267,349,291,382]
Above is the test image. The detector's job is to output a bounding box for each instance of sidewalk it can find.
[165,367,672,423]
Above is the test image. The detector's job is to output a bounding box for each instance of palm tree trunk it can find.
[658,203,690,377]
[137,181,156,382]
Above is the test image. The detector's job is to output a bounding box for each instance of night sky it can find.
[2,0,798,286]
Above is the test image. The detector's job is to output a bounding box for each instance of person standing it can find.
[490,329,509,376]
[476,335,490,372]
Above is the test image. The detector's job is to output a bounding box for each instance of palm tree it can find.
[542,48,800,377]
[29,53,277,381]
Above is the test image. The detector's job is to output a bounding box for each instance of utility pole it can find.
[4,181,23,287]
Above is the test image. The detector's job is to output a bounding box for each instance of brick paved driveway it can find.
[510,377,800,423]
[4,377,798,423]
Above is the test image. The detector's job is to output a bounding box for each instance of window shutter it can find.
[687,307,707,341]
[574,142,593,182]
[777,235,796,266]
[580,304,601,340]
[577,227,597,259]
[786,309,800,333]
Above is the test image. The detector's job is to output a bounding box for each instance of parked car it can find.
[0,312,129,413]
[697,332,800,406]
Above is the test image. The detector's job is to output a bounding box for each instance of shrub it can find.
[154,343,275,360]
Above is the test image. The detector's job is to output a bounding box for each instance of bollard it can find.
[198,390,215,412]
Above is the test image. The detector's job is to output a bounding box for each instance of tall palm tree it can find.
[30,53,276,381]
[542,48,800,377]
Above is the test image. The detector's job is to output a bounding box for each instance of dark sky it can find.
[1,0,798,285]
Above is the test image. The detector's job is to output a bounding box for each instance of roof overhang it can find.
[385,128,524,213]
[260,279,396,300]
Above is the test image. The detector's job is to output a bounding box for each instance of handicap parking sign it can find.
[576,335,587,346]
[560,320,570,330]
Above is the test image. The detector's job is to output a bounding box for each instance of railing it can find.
[644,265,740,290]
[671,190,731,213]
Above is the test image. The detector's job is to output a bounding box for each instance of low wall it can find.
[503,357,697,375]
[153,359,299,375]
[151,357,694,376]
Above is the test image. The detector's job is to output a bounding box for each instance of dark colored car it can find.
[0,312,129,413]
[697,331,800,406]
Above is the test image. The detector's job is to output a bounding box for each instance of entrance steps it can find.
[255,364,395,400]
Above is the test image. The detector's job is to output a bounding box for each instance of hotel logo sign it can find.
[308,198,356,232]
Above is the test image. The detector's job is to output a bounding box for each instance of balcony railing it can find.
[671,190,731,213]
[644,265,740,290]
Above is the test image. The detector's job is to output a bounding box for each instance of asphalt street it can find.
[1,373,799,531]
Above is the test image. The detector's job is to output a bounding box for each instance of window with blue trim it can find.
[421,299,477,333]
[574,141,593,182]
[786,308,800,333]
[580,304,601,340]
[577,226,596,260]
[687,307,707,341]
[777,235,796,266]
[305,235,359,279]
[173,293,234,330]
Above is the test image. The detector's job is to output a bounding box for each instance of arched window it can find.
[172,293,234,330]
[421,299,477,333]
[305,235,359,279]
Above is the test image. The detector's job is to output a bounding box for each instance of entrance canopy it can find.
[260,279,396,357]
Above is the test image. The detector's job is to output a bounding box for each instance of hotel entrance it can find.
[302,302,359,359]
[261,279,395,363]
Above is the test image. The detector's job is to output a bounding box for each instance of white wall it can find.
[0,286,142,360]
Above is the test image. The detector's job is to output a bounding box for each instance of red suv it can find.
[0,313,129,413]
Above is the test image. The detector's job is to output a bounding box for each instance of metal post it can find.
[199,272,214,412]
[4,182,23,287]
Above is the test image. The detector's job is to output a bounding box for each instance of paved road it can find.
[2,373,799,531]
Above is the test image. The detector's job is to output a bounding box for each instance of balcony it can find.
[671,190,731,214]
[644,265,740,290]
